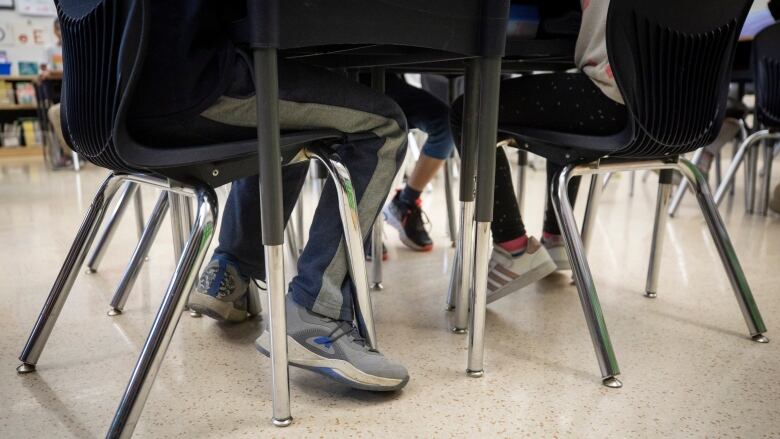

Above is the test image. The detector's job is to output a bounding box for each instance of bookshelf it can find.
[0,75,45,161]
[0,144,42,158]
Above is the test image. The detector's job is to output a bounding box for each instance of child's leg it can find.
[383,75,454,251]
[200,59,408,321]
[198,58,409,391]
[491,147,528,251]
[212,164,309,280]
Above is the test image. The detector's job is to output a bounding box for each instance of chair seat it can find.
[126,129,347,187]
[500,125,631,165]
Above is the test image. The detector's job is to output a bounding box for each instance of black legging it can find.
[451,72,627,242]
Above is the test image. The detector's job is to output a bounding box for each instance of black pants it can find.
[451,72,627,242]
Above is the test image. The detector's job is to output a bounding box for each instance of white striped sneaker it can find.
[486,237,556,304]
[541,235,571,271]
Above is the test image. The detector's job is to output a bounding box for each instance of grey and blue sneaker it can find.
[256,296,409,391]
[188,256,260,323]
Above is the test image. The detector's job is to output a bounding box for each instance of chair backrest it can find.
[753,22,780,129]
[606,0,752,159]
[56,0,146,173]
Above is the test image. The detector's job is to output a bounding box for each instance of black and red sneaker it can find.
[383,192,433,252]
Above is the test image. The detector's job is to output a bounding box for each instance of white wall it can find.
[0,8,58,76]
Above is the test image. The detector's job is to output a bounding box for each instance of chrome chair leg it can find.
[466,220,490,377]
[264,243,290,427]
[601,172,612,190]
[17,173,125,373]
[308,146,378,350]
[629,171,635,196]
[760,142,774,215]
[445,241,461,311]
[133,187,145,239]
[451,201,475,333]
[72,151,81,171]
[552,166,622,388]
[168,193,201,318]
[465,56,502,378]
[370,218,383,290]
[581,174,603,253]
[168,192,186,260]
[85,181,139,273]
[108,191,170,315]
[247,281,262,317]
[676,159,768,343]
[669,148,705,217]
[444,154,458,246]
[715,150,722,187]
[713,130,780,206]
[179,197,202,318]
[106,186,217,438]
[747,143,760,214]
[449,60,479,335]
[645,170,673,298]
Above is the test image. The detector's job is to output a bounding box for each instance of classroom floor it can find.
[1,153,779,438]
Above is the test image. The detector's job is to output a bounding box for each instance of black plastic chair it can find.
[466,0,768,389]
[15,1,384,437]
[18,0,512,435]
[714,22,780,215]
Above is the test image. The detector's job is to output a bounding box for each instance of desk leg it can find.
[448,61,479,333]
[516,150,527,215]
[467,57,502,377]
[370,68,385,290]
[253,48,292,428]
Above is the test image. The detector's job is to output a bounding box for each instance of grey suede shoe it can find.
[256,296,409,391]
[188,258,261,322]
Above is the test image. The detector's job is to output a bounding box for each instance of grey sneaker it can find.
[256,296,409,391]
[188,258,260,323]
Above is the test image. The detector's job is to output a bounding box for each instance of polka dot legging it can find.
[451,72,627,242]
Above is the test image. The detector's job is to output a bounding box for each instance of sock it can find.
[399,186,422,206]
[498,234,528,257]
[542,231,563,245]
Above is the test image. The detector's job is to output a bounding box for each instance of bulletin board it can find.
[17,0,56,17]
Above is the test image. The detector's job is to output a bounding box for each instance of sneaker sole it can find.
[486,258,557,304]
[255,332,408,392]
[188,292,248,323]
[383,208,433,252]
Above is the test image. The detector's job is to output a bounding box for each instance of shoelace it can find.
[326,320,368,349]
[404,203,432,234]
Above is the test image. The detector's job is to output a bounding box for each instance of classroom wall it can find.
[0,0,768,77]
[0,6,58,76]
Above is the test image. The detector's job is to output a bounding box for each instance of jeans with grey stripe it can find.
[205,59,408,321]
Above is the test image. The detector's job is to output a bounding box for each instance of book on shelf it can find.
[1,121,20,148]
[14,82,37,106]
[0,80,14,105]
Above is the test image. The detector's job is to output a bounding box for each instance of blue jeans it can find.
[387,75,454,160]
[208,59,407,321]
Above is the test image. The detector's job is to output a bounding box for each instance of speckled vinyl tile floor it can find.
[1,157,779,438]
